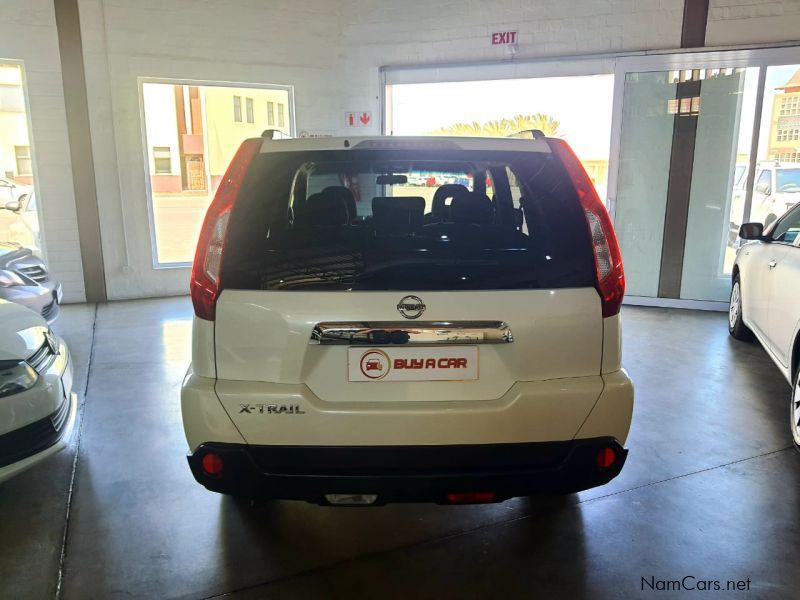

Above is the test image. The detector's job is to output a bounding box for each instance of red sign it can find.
[491,31,517,45]
[345,111,372,127]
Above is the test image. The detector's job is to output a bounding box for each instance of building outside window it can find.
[153,146,172,174]
[277,103,285,127]
[233,95,242,122]
[267,101,274,126]
[246,98,254,123]
[14,145,31,176]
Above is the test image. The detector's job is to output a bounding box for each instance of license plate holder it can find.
[347,346,479,382]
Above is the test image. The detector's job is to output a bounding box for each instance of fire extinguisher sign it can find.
[345,111,372,127]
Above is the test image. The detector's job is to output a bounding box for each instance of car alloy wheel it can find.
[792,369,800,448]
[729,281,740,330]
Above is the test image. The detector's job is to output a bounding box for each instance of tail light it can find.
[190,138,262,320]
[548,139,625,318]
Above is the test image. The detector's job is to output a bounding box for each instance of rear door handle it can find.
[768,259,777,269]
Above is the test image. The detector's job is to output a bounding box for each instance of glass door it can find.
[610,48,800,305]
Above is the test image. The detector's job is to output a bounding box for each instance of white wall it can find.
[0,1,86,302]
[77,0,345,299]
[57,0,800,300]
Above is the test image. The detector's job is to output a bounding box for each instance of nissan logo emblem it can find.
[397,295,425,319]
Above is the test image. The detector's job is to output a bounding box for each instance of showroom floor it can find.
[0,298,798,599]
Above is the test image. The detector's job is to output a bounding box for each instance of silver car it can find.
[0,243,62,323]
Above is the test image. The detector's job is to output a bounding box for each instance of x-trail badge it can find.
[397,295,425,319]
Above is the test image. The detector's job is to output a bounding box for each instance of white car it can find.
[729,162,800,242]
[181,135,634,505]
[729,203,800,446]
[7,190,42,253]
[0,177,32,208]
[0,300,76,483]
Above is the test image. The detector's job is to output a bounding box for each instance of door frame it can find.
[381,44,800,310]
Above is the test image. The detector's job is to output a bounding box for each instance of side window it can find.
[505,166,527,235]
[755,170,772,195]
[771,204,800,245]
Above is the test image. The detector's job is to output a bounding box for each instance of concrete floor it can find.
[0,299,798,599]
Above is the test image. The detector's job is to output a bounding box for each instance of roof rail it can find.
[507,129,546,140]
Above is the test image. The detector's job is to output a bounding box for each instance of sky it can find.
[390,74,615,159]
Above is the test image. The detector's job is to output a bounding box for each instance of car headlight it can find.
[0,360,38,397]
[0,269,24,287]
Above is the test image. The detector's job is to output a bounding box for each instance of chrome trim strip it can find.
[309,321,513,345]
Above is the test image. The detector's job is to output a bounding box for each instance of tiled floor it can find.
[0,299,798,599]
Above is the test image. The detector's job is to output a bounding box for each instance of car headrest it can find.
[450,191,493,224]
[298,192,350,227]
[432,184,469,219]
[322,186,357,220]
[372,196,425,234]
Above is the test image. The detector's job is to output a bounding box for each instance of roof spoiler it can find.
[507,129,546,140]
[261,129,293,140]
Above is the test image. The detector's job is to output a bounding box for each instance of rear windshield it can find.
[222,148,595,291]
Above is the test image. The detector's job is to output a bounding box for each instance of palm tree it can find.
[431,113,561,138]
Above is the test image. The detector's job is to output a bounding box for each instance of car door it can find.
[750,169,774,226]
[763,204,800,371]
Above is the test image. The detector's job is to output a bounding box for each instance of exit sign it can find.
[491,31,517,45]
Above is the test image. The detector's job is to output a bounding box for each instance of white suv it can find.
[181,135,634,505]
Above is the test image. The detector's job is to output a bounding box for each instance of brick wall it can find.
[0,1,86,302]
[706,0,800,45]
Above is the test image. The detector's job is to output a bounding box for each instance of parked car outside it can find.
[729,162,800,244]
[0,177,32,207]
[6,190,42,253]
[0,242,62,323]
[729,203,800,446]
[181,135,633,506]
[0,299,76,483]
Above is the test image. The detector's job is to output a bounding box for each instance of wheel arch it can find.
[792,329,800,383]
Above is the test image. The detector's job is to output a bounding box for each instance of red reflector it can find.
[596,447,616,469]
[201,453,224,476]
[445,491,497,504]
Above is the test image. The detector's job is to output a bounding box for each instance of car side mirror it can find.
[739,222,764,240]
[4,200,20,212]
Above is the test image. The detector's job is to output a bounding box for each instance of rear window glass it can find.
[223,148,595,291]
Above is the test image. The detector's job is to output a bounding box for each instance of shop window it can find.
[153,146,172,174]
[14,145,31,176]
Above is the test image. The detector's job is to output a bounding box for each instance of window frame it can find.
[138,76,296,270]
[233,95,242,122]
[245,97,254,123]
[14,145,32,176]
[152,146,172,175]
[770,203,800,245]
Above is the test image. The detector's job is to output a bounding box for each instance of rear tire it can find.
[729,276,754,341]
[791,368,800,449]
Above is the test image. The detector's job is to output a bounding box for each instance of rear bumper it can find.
[187,436,627,504]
